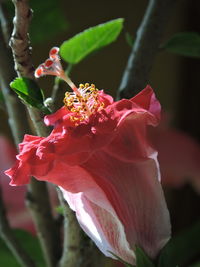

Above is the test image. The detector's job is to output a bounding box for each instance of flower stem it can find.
[26,180,61,267]
[117,0,178,99]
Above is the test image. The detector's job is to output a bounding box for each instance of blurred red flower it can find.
[5,86,171,265]
[150,114,200,192]
[0,136,34,233]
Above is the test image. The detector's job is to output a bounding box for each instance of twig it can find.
[9,0,52,137]
[9,0,34,79]
[7,1,62,266]
[0,11,36,267]
[26,181,61,267]
[57,189,106,267]
[57,189,82,267]
[117,0,178,99]
[0,187,36,267]
[0,26,29,145]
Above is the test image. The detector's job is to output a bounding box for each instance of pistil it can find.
[35,47,103,121]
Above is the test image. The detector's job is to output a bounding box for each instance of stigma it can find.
[35,47,77,90]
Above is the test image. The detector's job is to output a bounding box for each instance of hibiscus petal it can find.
[104,114,155,162]
[6,160,31,186]
[130,85,161,121]
[61,189,135,265]
[44,106,68,126]
[81,150,170,259]
[27,147,170,265]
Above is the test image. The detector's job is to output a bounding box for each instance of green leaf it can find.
[10,77,43,102]
[159,221,200,267]
[60,18,124,64]
[135,246,155,267]
[162,32,200,58]
[10,77,50,114]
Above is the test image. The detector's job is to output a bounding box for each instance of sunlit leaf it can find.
[60,18,124,64]
[162,32,200,58]
[10,77,50,114]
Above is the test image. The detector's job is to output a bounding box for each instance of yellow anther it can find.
[79,84,84,89]
[65,92,70,97]
[71,108,77,112]
[63,82,105,123]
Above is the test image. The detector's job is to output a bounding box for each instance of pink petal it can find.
[81,150,170,260]
[44,106,68,126]
[61,189,135,264]
[130,85,161,121]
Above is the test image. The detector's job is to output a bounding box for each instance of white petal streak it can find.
[60,188,135,265]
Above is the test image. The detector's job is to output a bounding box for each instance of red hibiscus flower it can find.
[5,48,171,265]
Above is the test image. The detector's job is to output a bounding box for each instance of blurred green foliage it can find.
[162,32,200,58]
[5,0,68,44]
[0,229,45,267]
[30,0,68,44]
[159,221,200,267]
